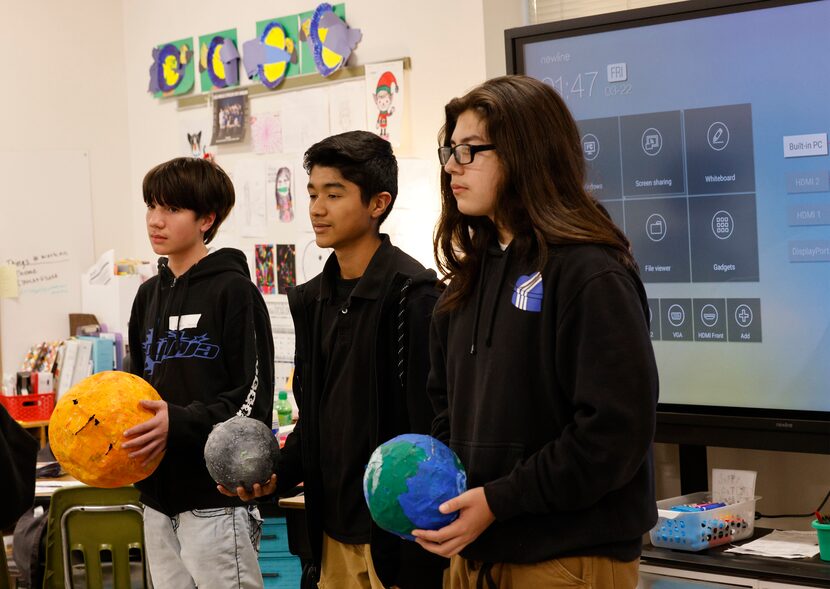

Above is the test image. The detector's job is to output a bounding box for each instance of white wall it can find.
[3,0,132,258]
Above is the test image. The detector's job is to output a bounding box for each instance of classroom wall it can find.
[4,0,133,259]
[120,0,491,263]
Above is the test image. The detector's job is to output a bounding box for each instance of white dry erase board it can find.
[0,151,94,376]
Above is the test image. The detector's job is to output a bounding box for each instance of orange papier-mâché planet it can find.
[49,371,164,488]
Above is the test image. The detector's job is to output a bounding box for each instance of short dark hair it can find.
[303,131,398,226]
[142,157,234,244]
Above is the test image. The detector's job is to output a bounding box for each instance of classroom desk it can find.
[277,493,316,589]
[34,475,83,499]
[18,420,49,448]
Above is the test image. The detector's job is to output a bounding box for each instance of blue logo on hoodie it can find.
[511,272,543,312]
[142,328,220,376]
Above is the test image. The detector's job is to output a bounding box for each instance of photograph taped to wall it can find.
[211,88,248,144]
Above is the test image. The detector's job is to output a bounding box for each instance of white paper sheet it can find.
[725,530,820,559]
[232,159,268,237]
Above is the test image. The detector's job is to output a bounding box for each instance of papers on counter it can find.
[725,530,820,559]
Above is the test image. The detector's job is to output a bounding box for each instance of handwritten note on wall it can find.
[5,250,71,296]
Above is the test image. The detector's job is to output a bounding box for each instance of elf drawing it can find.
[373,71,398,140]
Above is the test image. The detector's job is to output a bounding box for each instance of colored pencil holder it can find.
[812,519,830,561]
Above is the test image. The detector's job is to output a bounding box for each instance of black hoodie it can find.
[128,248,274,516]
[277,236,447,588]
[428,242,659,564]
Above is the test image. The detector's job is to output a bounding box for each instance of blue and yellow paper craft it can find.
[148,39,194,96]
[300,3,362,77]
[242,21,297,89]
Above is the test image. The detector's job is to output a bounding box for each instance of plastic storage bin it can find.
[650,491,759,551]
[0,392,55,421]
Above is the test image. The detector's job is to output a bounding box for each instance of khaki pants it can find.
[318,532,387,589]
[447,554,639,589]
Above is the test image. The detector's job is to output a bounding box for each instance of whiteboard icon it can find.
[707,122,730,151]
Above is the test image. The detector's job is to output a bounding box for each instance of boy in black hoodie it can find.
[219,131,446,588]
[413,76,658,588]
[123,157,274,589]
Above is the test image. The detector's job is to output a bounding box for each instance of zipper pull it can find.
[340,301,350,315]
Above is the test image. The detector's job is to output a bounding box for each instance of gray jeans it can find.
[143,504,264,589]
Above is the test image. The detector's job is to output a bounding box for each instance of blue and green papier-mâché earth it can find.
[363,434,467,540]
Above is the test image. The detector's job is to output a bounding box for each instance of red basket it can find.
[0,392,55,422]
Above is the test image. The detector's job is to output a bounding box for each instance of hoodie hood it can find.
[157,247,251,285]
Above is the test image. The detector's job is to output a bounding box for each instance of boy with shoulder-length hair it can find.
[220,131,447,588]
[123,157,275,589]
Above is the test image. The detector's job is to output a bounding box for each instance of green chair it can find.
[42,486,149,589]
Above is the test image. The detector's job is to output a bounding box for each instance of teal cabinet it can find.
[259,517,303,588]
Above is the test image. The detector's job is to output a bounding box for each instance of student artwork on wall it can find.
[250,112,283,154]
[297,235,330,284]
[281,87,330,153]
[298,3,360,77]
[329,79,367,135]
[211,89,248,144]
[255,244,276,295]
[179,117,212,158]
[232,159,267,237]
[199,29,240,92]
[148,37,195,97]
[366,61,404,146]
[276,244,296,294]
[273,164,295,223]
[243,17,298,89]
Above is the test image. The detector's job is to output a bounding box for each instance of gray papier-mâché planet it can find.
[204,415,280,490]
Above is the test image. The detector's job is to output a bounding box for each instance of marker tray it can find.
[650,491,758,552]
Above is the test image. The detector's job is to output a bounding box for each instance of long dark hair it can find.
[434,75,635,310]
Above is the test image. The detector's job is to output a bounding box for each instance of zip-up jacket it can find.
[276,236,447,588]
[428,242,659,564]
[128,248,275,516]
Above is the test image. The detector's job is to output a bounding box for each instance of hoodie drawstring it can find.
[484,247,510,349]
[469,255,488,356]
[470,247,511,354]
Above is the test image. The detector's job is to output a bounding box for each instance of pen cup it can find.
[812,519,830,561]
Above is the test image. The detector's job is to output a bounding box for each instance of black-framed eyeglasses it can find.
[438,144,496,166]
